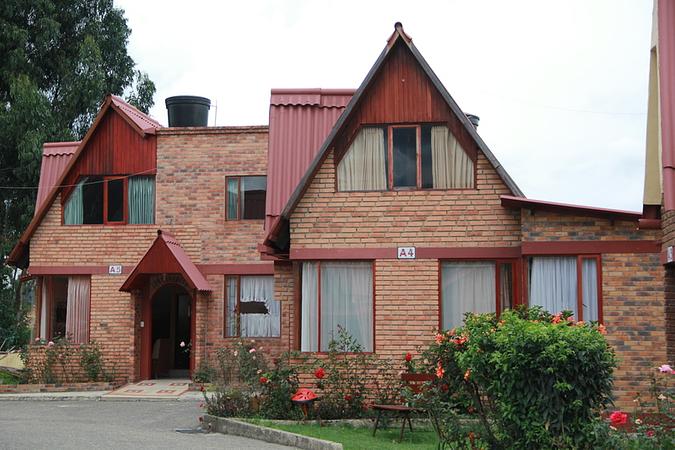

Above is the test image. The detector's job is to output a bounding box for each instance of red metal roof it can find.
[120,230,211,292]
[658,0,675,210]
[110,95,162,134]
[35,142,79,213]
[500,195,642,221]
[265,88,354,230]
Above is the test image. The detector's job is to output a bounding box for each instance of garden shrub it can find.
[79,341,104,382]
[193,360,216,384]
[422,306,616,449]
[258,352,303,420]
[202,386,252,418]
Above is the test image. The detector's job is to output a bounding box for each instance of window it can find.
[224,275,279,337]
[300,261,373,352]
[337,125,474,191]
[528,256,601,321]
[37,276,90,343]
[226,176,267,220]
[64,176,155,225]
[441,260,514,330]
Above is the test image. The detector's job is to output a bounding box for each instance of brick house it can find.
[8,23,668,408]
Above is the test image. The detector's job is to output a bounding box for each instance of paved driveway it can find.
[0,400,295,450]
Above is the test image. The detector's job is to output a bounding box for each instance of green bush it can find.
[258,352,303,420]
[422,307,616,449]
[79,341,104,382]
[193,360,216,384]
[202,386,251,418]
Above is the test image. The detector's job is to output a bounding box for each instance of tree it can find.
[0,0,156,347]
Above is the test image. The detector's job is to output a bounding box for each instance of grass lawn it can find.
[249,419,438,450]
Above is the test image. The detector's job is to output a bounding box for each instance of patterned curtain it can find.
[128,176,155,224]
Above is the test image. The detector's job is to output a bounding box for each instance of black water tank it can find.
[165,96,211,127]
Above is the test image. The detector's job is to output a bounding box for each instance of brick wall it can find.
[291,150,521,248]
[521,210,667,409]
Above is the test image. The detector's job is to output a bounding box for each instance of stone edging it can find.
[0,382,115,394]
[202,415,343,450]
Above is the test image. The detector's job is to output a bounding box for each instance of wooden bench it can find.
[371,373,435,441]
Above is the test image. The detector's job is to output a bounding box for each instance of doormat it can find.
[103,379,190,399]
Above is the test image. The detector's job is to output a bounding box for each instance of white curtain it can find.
[337,128,387,191]
[225,276,238,337]
[301,263,319,352]
[582,259,599,321]
[40,278,48,340]
[240,276,279,338]
[320,262,373,351]
[442,262,495,330]
[529,257,577,315]
[65,276,90,344]
[431,126,473,189]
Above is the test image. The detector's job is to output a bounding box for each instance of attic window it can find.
[337,125,474,191]
[64,176,155,225]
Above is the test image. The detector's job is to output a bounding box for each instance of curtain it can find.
[301,263,319,352]
[442,262,495,330]
[40,278,49,339]
[337,128,387,191]
[500,264,513,312]
[64,179,84,225]
[529,257,577,315]
[225,276,238,337]
[65,276,90,344]
[227,178,239,220]
[239,276,279,337]
[431,126,473,189]
[582,259,599,321]
[128,176,155,224]
[320,262,373,351]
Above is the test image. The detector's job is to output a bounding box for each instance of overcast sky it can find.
[114,0,653,212]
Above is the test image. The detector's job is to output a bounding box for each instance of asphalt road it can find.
[0,400,295,450]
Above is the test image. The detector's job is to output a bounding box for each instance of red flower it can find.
[610,411,628,427]
[259,376,269,384]
[344,394,352,401]
[440,383,449,392]
[646,429,655,438]
[453,336,468,347]
[405,352,412,362]
[436,363,445,378]
[198,416,203,422]
[200,386,205,392]
[314,367,325,379]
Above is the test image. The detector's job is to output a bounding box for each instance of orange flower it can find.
[551,314,562,324]
[576,320,585,326]
[464,369,471,381]
[436,363,445,378]
[598,324,607,335]
[435,333,445,344]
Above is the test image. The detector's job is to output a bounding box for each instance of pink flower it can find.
[435,363,444,378]
[34,337,40,342]
[233,351,238,357]
[658,364,673,373]
[249,348,256,353]
[435,333,445,344]
[464,369,471,381]
[598,324,607,335]
[551,314,562,324]
[179,341,186,348]
[609,411,628,427]
[47,341,54,347]
[566,316,575,323]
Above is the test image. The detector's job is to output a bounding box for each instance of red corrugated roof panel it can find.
[35,142,79,213]
[120,230,212,292]
[111,95,162,134]
[265,88,354,229]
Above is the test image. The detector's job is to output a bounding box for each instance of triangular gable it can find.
[7,95,161,268]
[263,23,523,251]
[120,230,211,292]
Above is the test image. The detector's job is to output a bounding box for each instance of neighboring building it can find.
[8,23,668,408]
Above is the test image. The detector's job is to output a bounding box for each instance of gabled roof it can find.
[265,88,354,230]
[36,142,79,212]
[120,230,211,292]
[7,95,161,268]
[263,23,523,251]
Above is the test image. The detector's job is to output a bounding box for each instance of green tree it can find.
[0,0,156,347]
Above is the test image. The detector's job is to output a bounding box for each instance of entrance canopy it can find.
[120,230,211,292]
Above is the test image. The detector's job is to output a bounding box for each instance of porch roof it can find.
[120,230,211,293]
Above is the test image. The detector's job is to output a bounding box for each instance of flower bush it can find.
[418,306,616,449]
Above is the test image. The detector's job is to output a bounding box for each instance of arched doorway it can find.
[149,284,192,379]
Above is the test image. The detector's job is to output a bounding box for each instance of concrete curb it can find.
[203,415,343,450]
[0,391,203,402]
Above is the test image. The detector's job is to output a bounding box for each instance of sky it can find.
[115,0,653,212]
